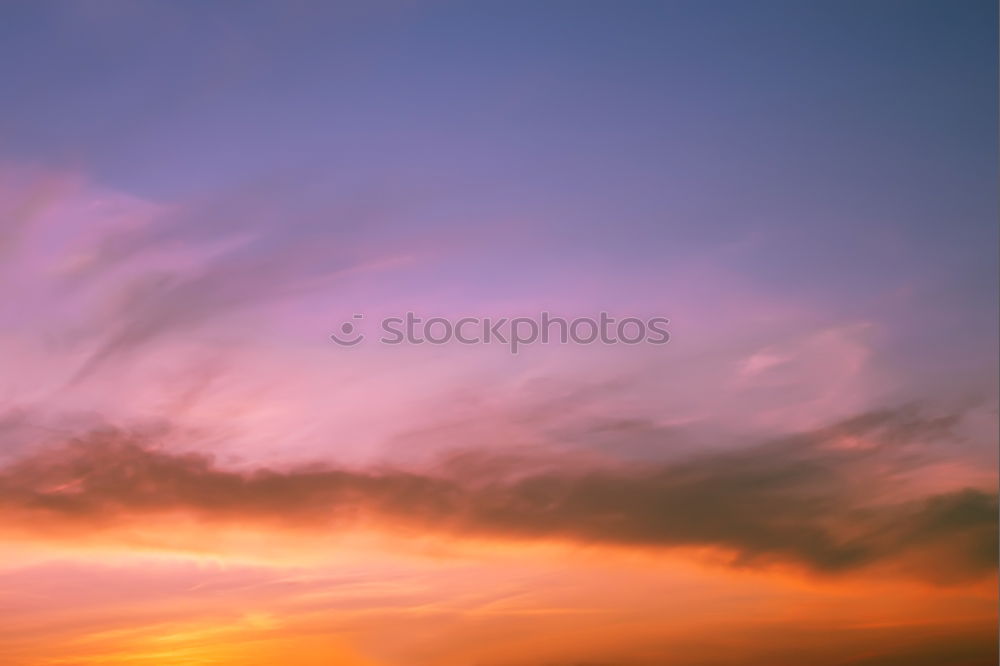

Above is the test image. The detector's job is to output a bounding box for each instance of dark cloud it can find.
[0,407,995,583]
[505,626,1000,666]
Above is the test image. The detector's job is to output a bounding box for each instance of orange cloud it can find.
[1,407,994,584]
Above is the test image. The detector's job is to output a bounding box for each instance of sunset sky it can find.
[0,1,997,665]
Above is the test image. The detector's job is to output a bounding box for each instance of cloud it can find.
[0,167,414,386]
[0,407,994,583]
[68,242,350,382]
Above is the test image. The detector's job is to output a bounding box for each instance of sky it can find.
[0,1,997,665]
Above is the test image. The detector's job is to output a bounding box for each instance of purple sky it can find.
[0,3,996,664]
